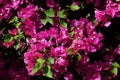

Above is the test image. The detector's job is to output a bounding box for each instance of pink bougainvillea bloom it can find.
[89,72,101,80]
[104,21,111,27]
[24,30,30,36]
[86,22,95,34]
[70,19,80,28]
[3,40,14,48]
[59,26,69,39]
[47,27,58,39]
[20,18,37,37]
[46,0,55,8]
[52,57,68,73]
[74,39,86,51]
[95,9,106,22]
[0,4,12,20]
[64,72,73,80]
[0,0,8,4]
[33,52,44,59]
[8,28,18,36]
[50,46,67,58]
[11,0,21,9]
[114,45,120,55]
[92,0,101,8]
[24,52,35,64]
[17,4,38,18]
[24,51,36,75]
[26,63,35,75]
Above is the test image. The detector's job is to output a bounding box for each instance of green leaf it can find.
[4,34,13,42]
[86,13,90,18]
[9,16,21,28]
[41,17,48,26]
[59,19,68,28]
[18,28,23,35]
[70,4,80,11]
[15,22,21,28]
[14,34,24,40]
[47,17,53,25]
[21,18,25,22]
[41,16,53,25]
[67,49,73,55]
[43,65,53,78]
[76,53,81,61]
[68,31,74,37]
[14,16,18,22]
[92,20,97,25]
[112,62,120,68]
[44,8,54,17]
[70,27,74,31]
[13,33,24,40]
[111,67,118,75]
[57,10,66,18]
[80,2,85,9]
[42,48,47,53]
[32,58,45,74]
[9,16,19,23]
[13,42,20,50]
[47,57,54,65]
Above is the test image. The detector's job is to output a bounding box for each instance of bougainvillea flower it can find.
[64,72,73,80]
[17,4,38,18]
[8,28,18,36]
[114,45,120,55]
[0,0,120,80]
[52,57,68,73]
[3,40,14,48]
[0,4,12,20]
[46,0,55,8]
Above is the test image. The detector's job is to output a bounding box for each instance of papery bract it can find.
[46,0,55,8]
[114,45,120,55]
[17,4,38,18]
[8,28,18,36]
[3,40,14,48]
[64,72,73,80]
[52,57,68,73]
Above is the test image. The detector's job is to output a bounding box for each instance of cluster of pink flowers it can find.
[95,0,120,27]
[0,0,120,80]
[70,18,103,53]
